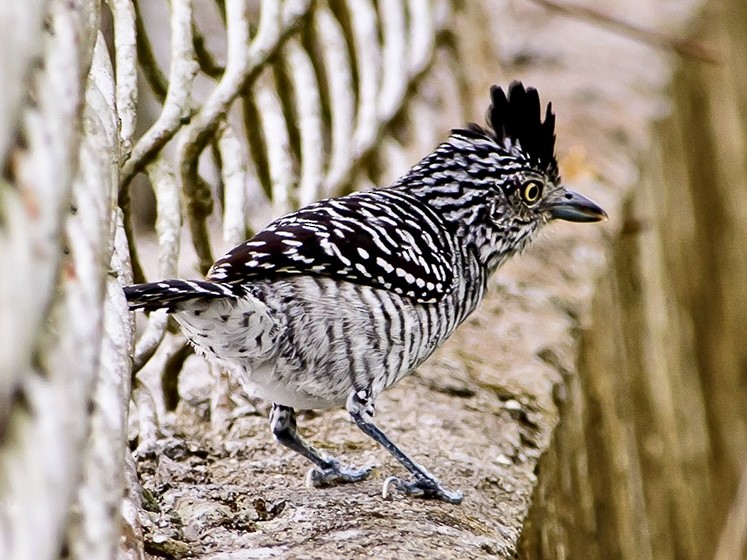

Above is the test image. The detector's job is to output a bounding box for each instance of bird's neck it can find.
[390,144,487,229]
[389,146,522,275]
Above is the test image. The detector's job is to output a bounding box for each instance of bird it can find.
[124,82,607,504]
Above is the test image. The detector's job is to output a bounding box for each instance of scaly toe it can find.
[381,475,463,504]
[305,463,375,488]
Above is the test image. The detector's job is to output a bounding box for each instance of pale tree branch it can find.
[377,0,408,121]
[348,0,381,158]
[0,3,122,560]
[177,0,314,272]
[218,122,249,247]
[315,6,355,196]
[254,74,295,218]
[131,158,182,372]
[120,0,199,189]
[0,0,88,428]
[284,39,324,207]
[66,34,127,560]
[0,0,47,160]
[107,0,138,155]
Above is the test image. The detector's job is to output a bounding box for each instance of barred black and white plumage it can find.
[124,82,607,504]
[208,189,457,302]
[125,279,240,312]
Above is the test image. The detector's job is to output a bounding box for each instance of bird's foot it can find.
[382,475,463,504]
[305,460,375,488]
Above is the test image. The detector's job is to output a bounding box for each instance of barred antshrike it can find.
[125,82,606,504]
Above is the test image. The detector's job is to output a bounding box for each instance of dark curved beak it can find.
[545,188,608,223]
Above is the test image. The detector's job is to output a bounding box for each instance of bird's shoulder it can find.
[207,189,457,302]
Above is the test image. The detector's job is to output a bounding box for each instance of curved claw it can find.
[382,475,464,504]
[305,462,375,488]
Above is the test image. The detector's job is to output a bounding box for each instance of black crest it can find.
[488,81,557,175]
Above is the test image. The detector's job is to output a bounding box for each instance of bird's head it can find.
[397,81,607,271]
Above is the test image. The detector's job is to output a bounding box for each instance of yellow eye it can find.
[520,180,543,206]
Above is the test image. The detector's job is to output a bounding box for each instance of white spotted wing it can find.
[208,190,456,303]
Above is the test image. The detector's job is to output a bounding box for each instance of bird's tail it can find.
[123,279,238,312]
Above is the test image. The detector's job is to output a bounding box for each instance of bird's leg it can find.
[269,403,373,487]
[346,390,463,504]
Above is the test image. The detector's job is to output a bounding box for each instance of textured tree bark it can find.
[0,2,136,559]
